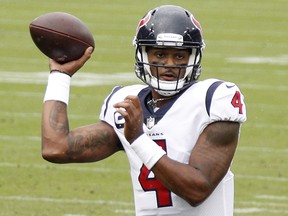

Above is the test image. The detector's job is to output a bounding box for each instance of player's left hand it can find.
[114,95,144,143]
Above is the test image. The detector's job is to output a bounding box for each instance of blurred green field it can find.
[0,0,287,215]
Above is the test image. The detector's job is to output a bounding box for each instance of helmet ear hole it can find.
[193,66,201,81]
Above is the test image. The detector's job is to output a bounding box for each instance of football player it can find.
[42,5,247,216]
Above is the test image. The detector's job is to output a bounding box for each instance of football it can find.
[29,12,95,63]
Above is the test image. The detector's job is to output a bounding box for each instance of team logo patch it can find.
[114,112,125,129]
[190,15,202,31]
[136,11,152,34]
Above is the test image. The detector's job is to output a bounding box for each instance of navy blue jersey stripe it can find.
[205,81,223,116]
[138,85,191,127]
[103,86,123,118]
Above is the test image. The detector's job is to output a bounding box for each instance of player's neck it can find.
[148,91,176,109]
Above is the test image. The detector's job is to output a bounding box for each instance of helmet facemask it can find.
[135,45,202,96]
[133,5,205,96]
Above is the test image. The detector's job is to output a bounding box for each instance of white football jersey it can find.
[99,78,247,216]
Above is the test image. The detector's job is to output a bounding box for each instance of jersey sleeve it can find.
[208,81,247,123]
[99,84,146,127]
[99,86,123,126]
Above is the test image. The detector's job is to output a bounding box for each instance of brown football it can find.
[29,12,95,63]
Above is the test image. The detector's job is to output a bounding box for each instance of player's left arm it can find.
[114,96,239,207]
[152,82,246,206]
[152,120,240,207]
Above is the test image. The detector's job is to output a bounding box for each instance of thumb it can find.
[76,46,93,68]
[83,46,94,60]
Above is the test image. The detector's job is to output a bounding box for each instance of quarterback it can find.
[41,5,247,216]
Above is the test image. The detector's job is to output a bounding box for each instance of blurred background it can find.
[0,0,287,215]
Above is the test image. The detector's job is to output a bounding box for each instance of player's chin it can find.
[159,74,178,82]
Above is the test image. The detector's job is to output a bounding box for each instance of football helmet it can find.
[133,5,205,96]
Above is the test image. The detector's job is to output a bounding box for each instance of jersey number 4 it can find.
[231,91,243,114]
[138,139,173,208]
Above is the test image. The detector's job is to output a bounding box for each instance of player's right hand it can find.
[49,46,93,76]
[114,95,144,143]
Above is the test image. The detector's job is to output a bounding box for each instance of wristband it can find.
[50,69,71,77]
[43,72,71,105]
[131,133,166,170]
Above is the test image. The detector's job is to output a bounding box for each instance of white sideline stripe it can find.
[0,111,97,120]
[234,208,288,214]
[0,162,286,182]
[256,195,288,201]
[0,71,138,86]
[64,214,86,216]
[0,90,43,97]
[234,208,262,213]
[0,162,128,174]
[244,122,288,130]
[1,133,287,154]
[0,71,287,91]
[0,90,103,100]
[0,195,133,206]
[1,111,288,130]
[237,201,288,214]
[226,55,288,65]
[238,146,288,153]
[0,135,40,141]
[246,122,288,130]
[239,83,288,91]
[0,133,287,155]
[1,137,287,155]
[4,135,288,155]
[237,174,288,182]
[1,195,287,214]
[240,201,288,208]
[114,209,135,214]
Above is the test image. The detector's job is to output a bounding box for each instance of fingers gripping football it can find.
[49,47,93,76]
[114,96,144,143]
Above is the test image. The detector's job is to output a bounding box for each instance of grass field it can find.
[0,0,287,215]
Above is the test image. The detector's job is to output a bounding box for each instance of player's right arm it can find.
[42,101,121,163]
[41,47,122,163]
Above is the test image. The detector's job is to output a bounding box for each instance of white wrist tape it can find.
[44,72,71,105]
[131,133,166,170]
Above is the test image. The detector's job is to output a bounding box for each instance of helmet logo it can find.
[136,11,152,34]
[190,15,202,31]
